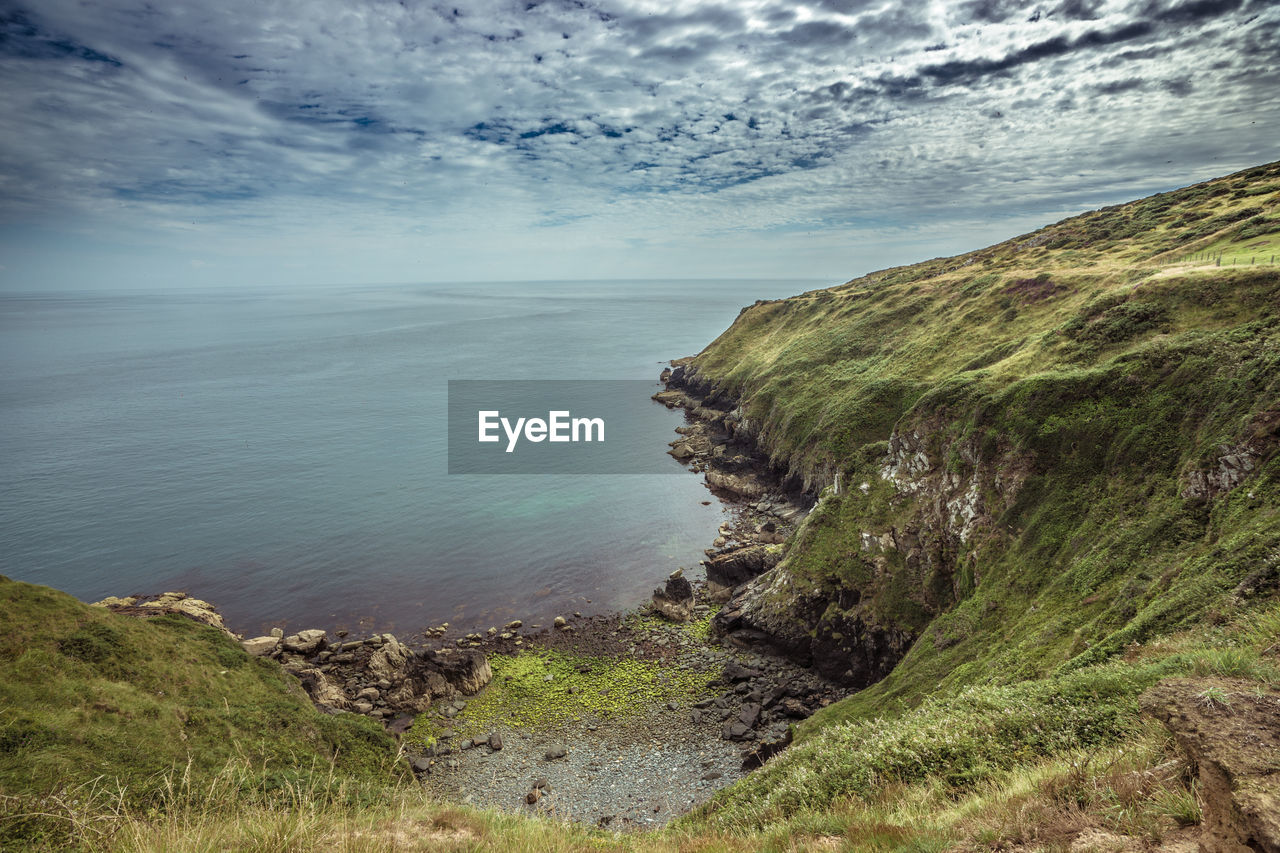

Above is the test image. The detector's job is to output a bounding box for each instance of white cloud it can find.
[0,0,1276,289]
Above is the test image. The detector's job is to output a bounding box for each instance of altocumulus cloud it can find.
[0,0,1276,287]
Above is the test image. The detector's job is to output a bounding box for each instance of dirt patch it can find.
[1140,678,1280,852]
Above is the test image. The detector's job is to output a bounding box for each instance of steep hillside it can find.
[671,161,1280,724]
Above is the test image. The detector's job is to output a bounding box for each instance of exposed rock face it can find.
[263,629,491,718]
[704,545,781,587]
[713,566,915,684]
[669,365,1032,688]
[1181,410,1279,501]
[1141,679,1280,853]
[431,649,492,696]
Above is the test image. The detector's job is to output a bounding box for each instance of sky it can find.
[0,0,1276,291]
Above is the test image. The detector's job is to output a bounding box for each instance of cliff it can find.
[665,161,1280,725]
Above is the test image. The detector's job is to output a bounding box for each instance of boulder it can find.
[433,649,492,695]
[669,442,696,460]
[652,568,696,622]
[664,568,693,602]
[241,636,280,657]
[705,545,781,587]
[366,636,410,680]
[704,470,768,500]
[282,629,327,655]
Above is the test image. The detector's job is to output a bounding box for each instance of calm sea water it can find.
[0,280,817,637]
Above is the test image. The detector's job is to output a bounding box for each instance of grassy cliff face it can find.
[688,161,1280,720]
[0,578,401,849]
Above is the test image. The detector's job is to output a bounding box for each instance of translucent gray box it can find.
[447,380,687,474]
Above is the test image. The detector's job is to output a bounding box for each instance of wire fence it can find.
[1179,251,1277,266]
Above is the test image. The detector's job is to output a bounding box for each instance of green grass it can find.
[681,160,1280,735]
[0,578,402,850]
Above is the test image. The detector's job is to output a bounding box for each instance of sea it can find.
[0,279,820,638]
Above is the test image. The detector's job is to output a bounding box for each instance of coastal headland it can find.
[4,160,1279,851]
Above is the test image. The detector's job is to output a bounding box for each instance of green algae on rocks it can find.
[407,646,718,746]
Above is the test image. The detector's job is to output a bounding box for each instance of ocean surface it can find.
[0,280,819,637]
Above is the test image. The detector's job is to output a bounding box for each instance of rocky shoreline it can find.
[93,359,846,828]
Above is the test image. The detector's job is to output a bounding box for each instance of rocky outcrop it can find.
[1141,679,1280,853]
[652,568,695,621]
[713,564,916,684]
[1181,409,1279,502]
[704,545,782,587]
[91,592,236,639]
[97,591,493,723]
[289,638,491,717]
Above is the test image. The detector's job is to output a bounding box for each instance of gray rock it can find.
[701,770,723,781]
[738,703,761,729]
[488,732,503,751]
[723,661,761,682]
[544,745,568,760]
[412,758,432,773]
[435,649,492,694]
[282,629,327,654]
[705,545,781,587]
[241,636,279,657]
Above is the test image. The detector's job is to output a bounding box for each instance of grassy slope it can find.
[0,577,401,849]
[674,162,1280,834]
[2,164,1278,851]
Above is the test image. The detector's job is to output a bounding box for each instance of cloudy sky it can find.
[0,0,1276,290]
